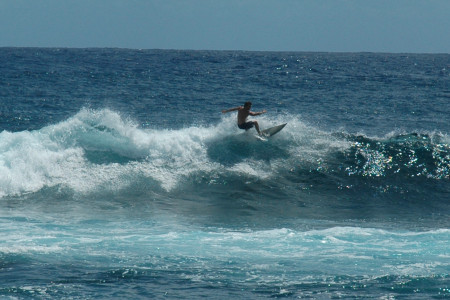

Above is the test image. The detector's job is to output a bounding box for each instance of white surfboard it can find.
[261,123,287,137]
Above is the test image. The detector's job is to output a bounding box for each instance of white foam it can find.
[0,110,222,196]
[0,108,368,197]
[0,244,64,254]
[0,129,85,197]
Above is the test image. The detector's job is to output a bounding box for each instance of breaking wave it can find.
[0,108,448,199]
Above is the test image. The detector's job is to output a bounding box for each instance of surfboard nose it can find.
[261,123,287,137]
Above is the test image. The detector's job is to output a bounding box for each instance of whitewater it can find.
[0,48,449,299]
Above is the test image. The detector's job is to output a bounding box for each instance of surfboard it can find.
[261,123,287,137]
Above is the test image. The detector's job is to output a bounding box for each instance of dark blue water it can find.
[1,48,449,299]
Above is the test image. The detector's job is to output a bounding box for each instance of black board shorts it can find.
[238,121,254,130]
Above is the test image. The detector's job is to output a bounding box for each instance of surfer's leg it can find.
[253,121,261,135]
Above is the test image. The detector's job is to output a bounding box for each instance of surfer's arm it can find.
[222,106,242,113]
[249,109,267,116]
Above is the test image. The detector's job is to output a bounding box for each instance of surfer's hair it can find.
[244,101,252,108]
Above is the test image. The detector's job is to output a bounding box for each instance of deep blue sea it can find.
[0,48,449,299]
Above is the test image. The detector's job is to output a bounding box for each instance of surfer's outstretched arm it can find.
[222,106,242,113]
[249,109,267,116]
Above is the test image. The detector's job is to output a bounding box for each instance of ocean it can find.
[0,48,449,299]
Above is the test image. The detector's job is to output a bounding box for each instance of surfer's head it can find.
[244,101,252,109]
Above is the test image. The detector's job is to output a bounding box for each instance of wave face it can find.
[1,108,448,229]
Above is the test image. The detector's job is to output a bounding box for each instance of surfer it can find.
[222,101,267,135]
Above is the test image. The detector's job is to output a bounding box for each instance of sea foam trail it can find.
[2,219,449,279]
[0,108,448,198]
